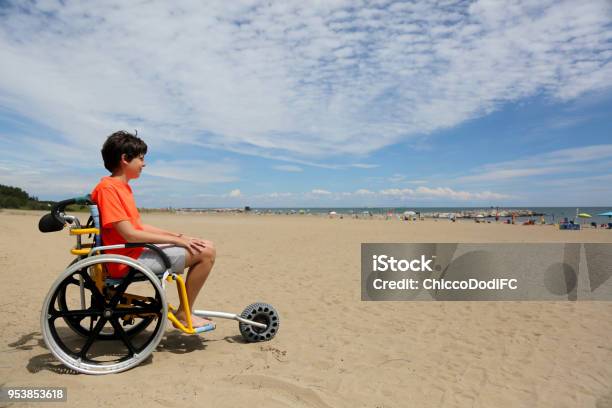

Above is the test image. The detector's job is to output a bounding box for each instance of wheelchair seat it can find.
[105,269,164,287]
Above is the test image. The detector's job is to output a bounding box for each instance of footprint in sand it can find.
[260,345,288,362]
[227,374,333,408]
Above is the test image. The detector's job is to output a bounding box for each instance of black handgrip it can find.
[38,213,65,232]
[125,243,172,270]
[39,194,94,233]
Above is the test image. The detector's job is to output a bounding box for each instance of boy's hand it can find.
[180,234,212,247]
[174,236,207,255]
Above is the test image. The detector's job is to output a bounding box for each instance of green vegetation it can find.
[65,204,90,212]
[0,184,53,210]
[0,184,92,212]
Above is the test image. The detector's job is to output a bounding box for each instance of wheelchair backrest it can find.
[88,204,102,247]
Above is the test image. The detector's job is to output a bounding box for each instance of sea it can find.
[242,207,612,225]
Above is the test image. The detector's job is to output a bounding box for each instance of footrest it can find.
[194,323,216,334]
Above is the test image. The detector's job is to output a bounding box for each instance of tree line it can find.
[0,184,53,210]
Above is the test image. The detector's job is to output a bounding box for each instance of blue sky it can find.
[0,0,611,208]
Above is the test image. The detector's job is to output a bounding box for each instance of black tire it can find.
[239,302,279,342]
[57,260,156,340]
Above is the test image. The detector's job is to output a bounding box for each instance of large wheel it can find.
[239,302,279,342]
[57,259,157,340]
[41,255,167,375]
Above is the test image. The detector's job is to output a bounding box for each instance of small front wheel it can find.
[239,303,279,342]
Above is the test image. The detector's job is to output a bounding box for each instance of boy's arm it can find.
[141,223,209,247]
[141,223,182,238]
[114,221,206,255]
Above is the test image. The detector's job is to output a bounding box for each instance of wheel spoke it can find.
[79,317,107,358]
[51,309,101,318]
[109,318,136,356]
[78,270,106,305]
[64,277,80,286]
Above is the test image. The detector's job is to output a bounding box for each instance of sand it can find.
[1,210,611,408]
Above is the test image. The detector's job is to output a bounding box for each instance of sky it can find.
[0,0,611,208]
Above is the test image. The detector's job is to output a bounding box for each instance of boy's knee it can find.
[207,246,216,263]
[205,240,216,258]
[197,246,216,264]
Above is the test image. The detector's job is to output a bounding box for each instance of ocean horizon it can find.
[175,206,612,224]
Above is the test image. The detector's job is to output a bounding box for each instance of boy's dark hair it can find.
[101,130,148,172]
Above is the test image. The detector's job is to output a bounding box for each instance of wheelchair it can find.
[39,196,279,375]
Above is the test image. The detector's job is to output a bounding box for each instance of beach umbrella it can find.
[597,211,612,218]
[403,211,416,216]
[577,213,592,218]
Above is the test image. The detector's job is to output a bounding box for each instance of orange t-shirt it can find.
[91,176,145,278]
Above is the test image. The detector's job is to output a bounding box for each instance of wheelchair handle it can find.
[39,195,93,233]
[50,195,93,225]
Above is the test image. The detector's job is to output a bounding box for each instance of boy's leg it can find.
[174,241,216,327]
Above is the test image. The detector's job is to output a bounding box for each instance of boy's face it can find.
[121,153,146,180]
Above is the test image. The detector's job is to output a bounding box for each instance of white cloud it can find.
[388,174,406,182]
[378,186,510,200]
[228,189,242,197]
[0,0,609,160]
[413,186,509,201]
[205,185,511,203]
[273,164,303,172]
[144,160,239,184]
[265,192,294,198]
[350,163,379,169]
[0,160,97,196]
[459,167,572,183]
[458,144,612,183]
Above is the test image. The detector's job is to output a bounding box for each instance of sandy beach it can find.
[1,210,611,408]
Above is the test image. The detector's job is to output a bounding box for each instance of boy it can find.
[91,130,215,330]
